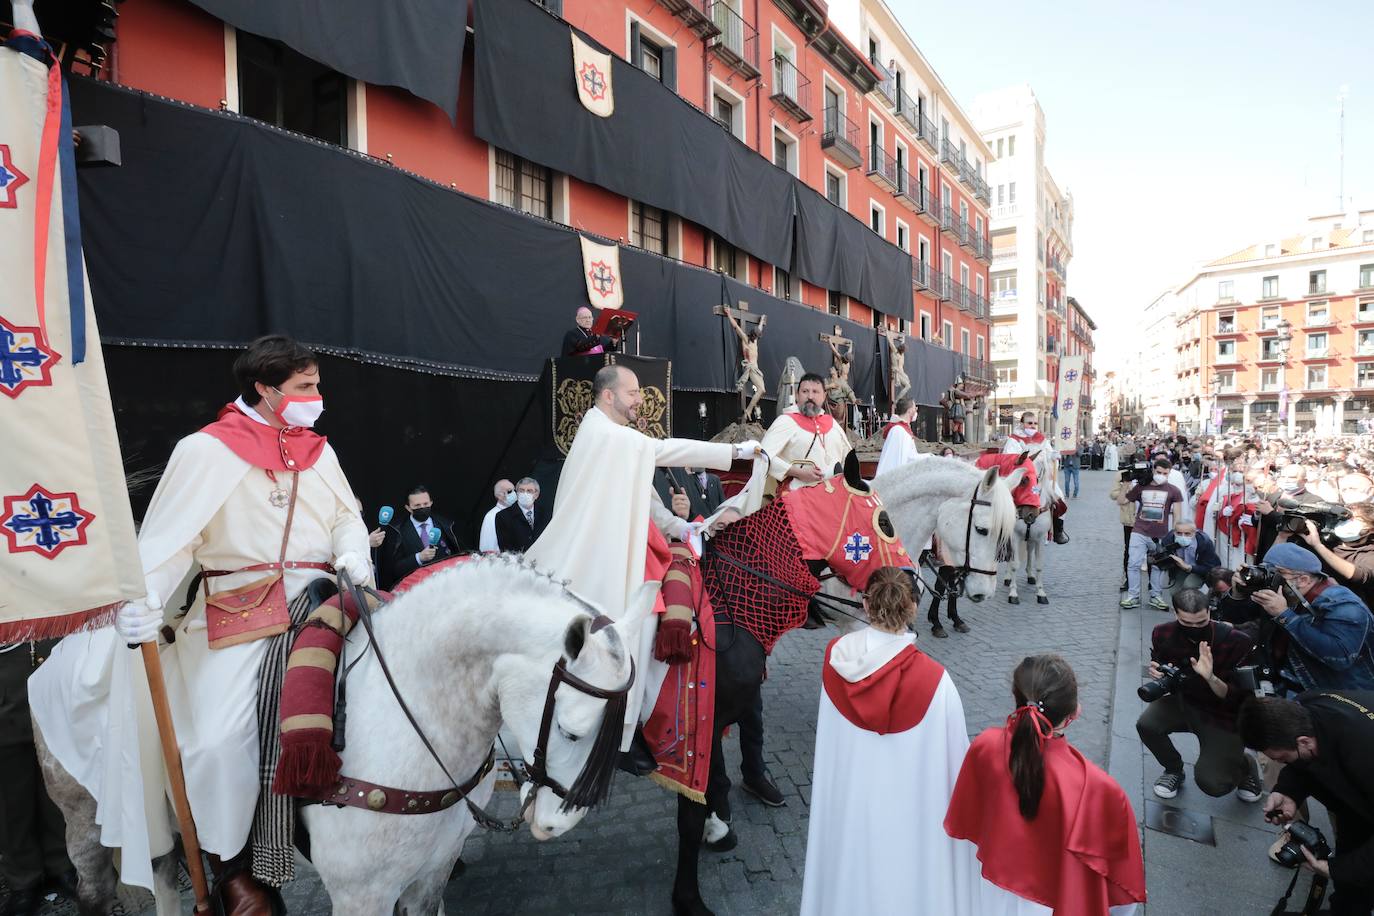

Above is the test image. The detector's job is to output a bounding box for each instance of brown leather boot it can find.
[207,852,278,916]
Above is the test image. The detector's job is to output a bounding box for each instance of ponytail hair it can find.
[1007,654,1078,819]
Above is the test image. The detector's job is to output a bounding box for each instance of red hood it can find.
[200,403,327,472]
[822,639,944,734]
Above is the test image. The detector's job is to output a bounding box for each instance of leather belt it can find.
[301,747,497,816]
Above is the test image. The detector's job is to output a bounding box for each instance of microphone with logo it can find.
[372,505,396,572]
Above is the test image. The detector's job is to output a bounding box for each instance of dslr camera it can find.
[1146,540,1183,569]
[1273,821,1332,868]
[1274,497,1350,544]
[1137,662,1186,703]
[1231,563,1286,601]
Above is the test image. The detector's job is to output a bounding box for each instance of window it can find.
[976,215,985,238]
[710,233,742,280]
[993,273,1015,298]
[919,312,931,339]
[960,264,970,292]
[630,200,667,255]
[871,309,883,330]
[1360,264,1374,289]
[1265,244,1277,257]
[827,290,844,316]
[1359,329,1374,354]
[1307,366,1327,388]
[1307,300,1329,325]
[1216,339,1236,360]
[976,275,985,297]
[977,335,985,359]
[1215,370,1234,391]
[237,31,347,145]
[895,221,909,252]
[1008,135,1016,156]
[1310,237,1322,252]
[1262,275,1280,299]
[630,22,676,90]
[1217,311,1236,333]
[996,138,1003,158]
[1261,337,1283,360]
[1309,270,1327,295]
[942,320,954,347]
[1306,332,1328,355]
[1261,306,1281,329]
[774,266,792,301]
[1261,368,1279,390]
[870,202,884,236]
[996,365,1017,385]
[895,144,908,193]
[941,116,949,142]
[1362,298,1374,321]
[1360,363,1374,388]
[1218,279,1234,302]
[1365,230,1374,243]
[773,127,796,174]
[961,328,970,354]
[495,149,553,219]
[825,168,844,206]
[959,201,969,226]
[1008,181,1017,204]
[997,184,1005,205]
[713,94,733,129]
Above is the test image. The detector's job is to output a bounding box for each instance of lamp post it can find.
[1275,317,1293,436]
[1209,372,1222,436]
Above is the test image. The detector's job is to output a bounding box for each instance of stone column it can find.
[1242,396,1256,431]
[1335,391,1350,436]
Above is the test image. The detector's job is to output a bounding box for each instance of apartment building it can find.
[1066,296,1097,442]
[973,85,1075,431]
[1174,212,1374,435]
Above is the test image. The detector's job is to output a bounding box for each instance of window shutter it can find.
[630,22,643,69]
[661,45,677,92]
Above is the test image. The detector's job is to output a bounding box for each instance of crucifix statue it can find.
[716,301,767,422]
[882,326,911,405]
[818,325,856,405]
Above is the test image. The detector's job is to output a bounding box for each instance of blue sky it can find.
[888,0,1374,361]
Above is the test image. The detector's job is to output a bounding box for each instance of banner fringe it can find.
[0,601,121,643]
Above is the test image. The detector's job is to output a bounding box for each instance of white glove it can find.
[115,590,164,644]
[335,551,371,585]
[1221,505,1234,517]
[734,440,763,460]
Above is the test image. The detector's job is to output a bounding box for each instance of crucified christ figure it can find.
[826,339,856,404]
[728,312,767,422]
[883,327,911,404]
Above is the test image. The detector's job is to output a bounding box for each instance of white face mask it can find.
[1279,479,1300,492]
[1333,519,1365,542]
[1153,473,1168,485]
[1229,472,1244,485]
[1174,535,1194,547]
[501,491,516,507]
[517,492,536,510]
[269,387,324,428]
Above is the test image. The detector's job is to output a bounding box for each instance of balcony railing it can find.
[707,1,760,79]
[970,293,989,320]
[918,113,940,153]
[973,173,991,204]
[940,137,960,167]
[769,55,811,122]
[652,0,721,39]
[895,88,920,131]
[871,57,897,107]
[896,173,927,213]
[913,259,930,290]
[930,268,950,300]
[938,203,954,231]
[820,105,862,169]
[957,156,976,189]
[866,143,899,192]
[963,356,994,384]
[992,247,1017,263]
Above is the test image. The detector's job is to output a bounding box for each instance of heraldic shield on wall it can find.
[0,34,143,639]
[548,354,672,456]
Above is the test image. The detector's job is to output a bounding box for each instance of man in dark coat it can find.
[653,466,725,523]
[495,477,550,552]
[379,485,462,589]
[561,306,619,357]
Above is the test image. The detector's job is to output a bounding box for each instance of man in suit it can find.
[561,306,619,357]
[496,477,549,552]
[379,485,462,589]
[653,466,726,523]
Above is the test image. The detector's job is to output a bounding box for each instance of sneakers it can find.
[1120,596,1140,609]
[1153,770,1185,799]
[741,773,786,807]
[1237,760,1263,803]
[1149,595,1169,611]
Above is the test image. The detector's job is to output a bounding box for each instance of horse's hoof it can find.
[1008,595,1020,605]
[1037,595,1050,605]
[705,827,738,853]
[1026,576,1037,586]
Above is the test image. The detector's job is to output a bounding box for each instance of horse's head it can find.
[934,465,1017,601]
[499,592,635,841]
[779,451,910,591]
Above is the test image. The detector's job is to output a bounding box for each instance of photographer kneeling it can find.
[1250,543,1374,692]
[1150,519,1221,599]
[1297,503,1374,611]
[1137,588,1261,800]
[1240,693,1374,916]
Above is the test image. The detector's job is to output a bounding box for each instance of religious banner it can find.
[1053,355,1085,454]
[546,354,671,456]
[0,35,143,639]
[571,32,614,118]
[579,233,624,310]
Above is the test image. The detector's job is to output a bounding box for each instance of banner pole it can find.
[139,642,213,912]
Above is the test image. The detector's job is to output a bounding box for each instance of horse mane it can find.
[874,456,1017,547]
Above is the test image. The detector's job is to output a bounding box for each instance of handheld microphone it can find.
[378,506,394,526]
[429,527,442,546]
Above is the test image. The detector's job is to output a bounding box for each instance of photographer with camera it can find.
[1149,519,1220,598]
[1297,503,1374,610]
[1137,588,1261,801]
[1250,543,1374,692]
[1118,457,1186,610]
[1256,463,1325,559]
[1239,693,1374,915]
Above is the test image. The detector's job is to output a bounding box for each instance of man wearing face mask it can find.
[478,479,516,553]
[1137,588,1260,801]
[29,335,371,910]
[1255,462,1323,559]
[495,477,549,552]
[379,485,461,588]
[1119,458,1186,609]
[1298,503,1374,619]
[1152,519,1221,599]
[1251,544,1374,692]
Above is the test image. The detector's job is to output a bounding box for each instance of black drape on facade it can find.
[905,337,962,406]
[472,0,795,271]
[792,183,913,322]
[186,0,467,121]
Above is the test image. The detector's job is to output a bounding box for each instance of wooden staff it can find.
[139,641,213,912]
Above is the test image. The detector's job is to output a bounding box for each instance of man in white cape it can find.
[801,618,978,915]
[29,337,370,903]
[759,373,852,494]
[874,396,926,479]
[526,364,754,749]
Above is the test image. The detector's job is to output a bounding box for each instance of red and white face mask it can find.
[269,387,325,428]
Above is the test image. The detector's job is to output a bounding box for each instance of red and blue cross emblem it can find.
[843,532,872,564]
[588,260,617,298]
[0,143,29,209]
[1,484,95,558]
[579,62,608,102]
[0,316,59,398]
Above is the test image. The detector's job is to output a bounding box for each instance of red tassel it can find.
[272,732,341,797]
[654,618,694,664]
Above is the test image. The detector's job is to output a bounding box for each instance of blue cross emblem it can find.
[0,163,15,188]
[1065,369,1079,383]
[1061,397,1075,412]
[0,318,58,398]
[580,63,607,101]
[843,533,872,564]
[1060,426,1074,440]
[588,260,617,297]
[1,485,93,558]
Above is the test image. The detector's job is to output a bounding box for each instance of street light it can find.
[1275,317,1293,435]
[1209,372,1222,435]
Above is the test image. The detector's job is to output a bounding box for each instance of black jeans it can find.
[1135,694,1250,795]
[0,641,72,892]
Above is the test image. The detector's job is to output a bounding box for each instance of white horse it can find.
[37,555,638,915]
[873,457,1021,603]
[1004,448,1056,606]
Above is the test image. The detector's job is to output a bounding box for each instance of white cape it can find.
[874,422,923,479]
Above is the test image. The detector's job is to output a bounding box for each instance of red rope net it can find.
[701,499,817,654]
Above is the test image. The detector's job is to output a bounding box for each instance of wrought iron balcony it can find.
[950,279,972,311]
[652,0,721,39]
[866,143,899,192]
[940,137,960,167]
[895,88,920,132]
[930,268,950,300]
[957,156,976,189]
[973,173,991,204]
[938,203,954,231]
[918,113,940,153]
[913,258,931,290]
[870,56,897,107]
[708,1,760,79]
[896,172,927,213]
[770,55,811,122]
[820,105,862,169]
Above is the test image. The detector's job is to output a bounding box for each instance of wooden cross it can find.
[713,300,764,331]
[818,325,852,351]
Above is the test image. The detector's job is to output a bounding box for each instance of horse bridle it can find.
[940,485,1000,596]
